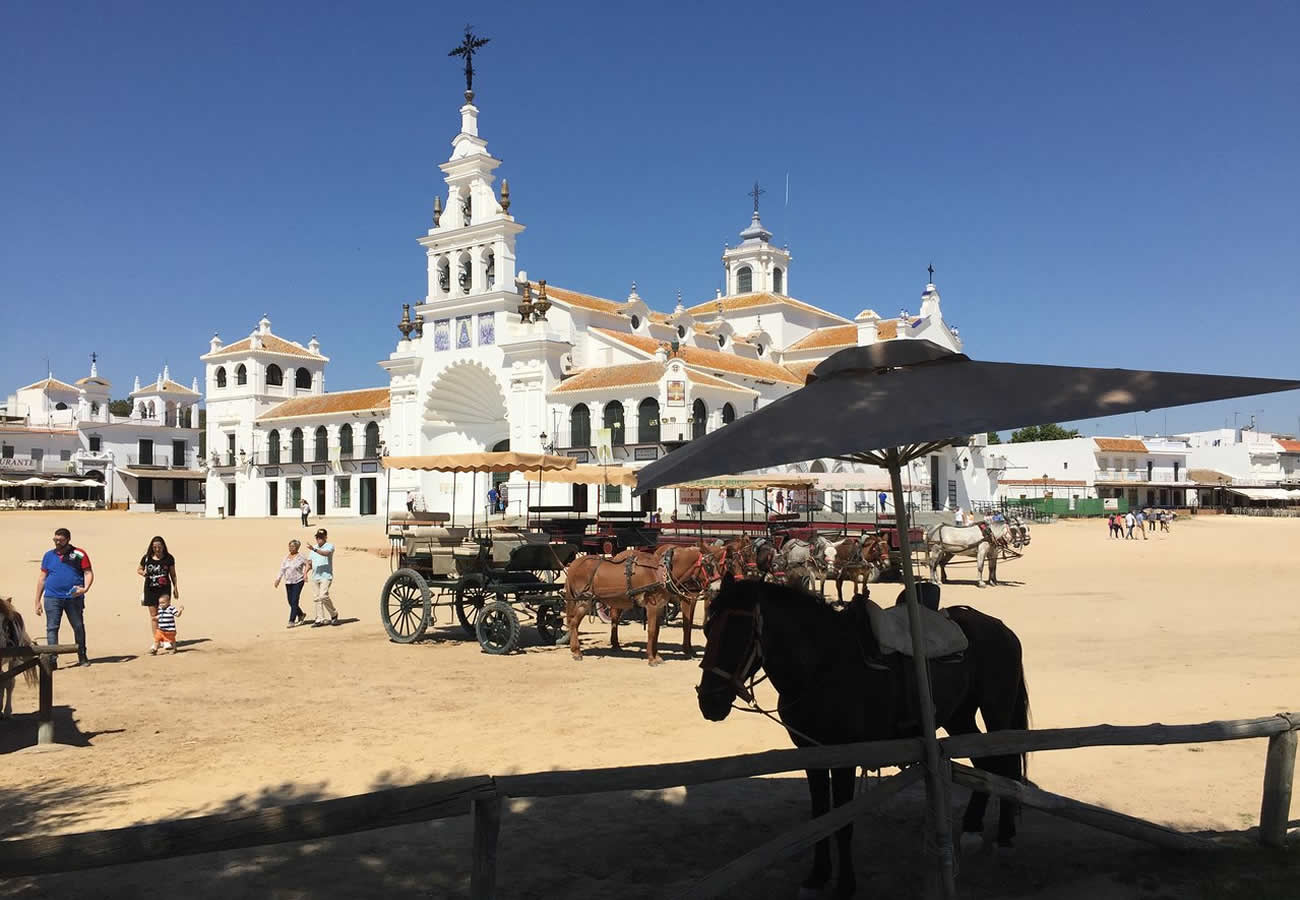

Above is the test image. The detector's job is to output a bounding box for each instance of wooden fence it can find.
[0,713,1294,898]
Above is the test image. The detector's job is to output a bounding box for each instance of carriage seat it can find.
[860,594,968,659]
[400,526,470,548]
[390,510,451,524]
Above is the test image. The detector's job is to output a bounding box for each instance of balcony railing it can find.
[1094,469,1188,484]
[127,453,196,469]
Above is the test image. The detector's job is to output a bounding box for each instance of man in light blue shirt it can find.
[309,528,340,626]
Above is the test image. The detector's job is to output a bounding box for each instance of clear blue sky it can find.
[3,1,1297,436]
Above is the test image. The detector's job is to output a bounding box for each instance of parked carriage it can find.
[378,452,581,654]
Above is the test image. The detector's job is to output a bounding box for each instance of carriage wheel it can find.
[534,600,565,645]
[476,601,521,655]
[380,569,431,644]
[455,584,491,637]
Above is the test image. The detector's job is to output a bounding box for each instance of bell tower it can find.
[417,29,523,309]
[721,181,792,296]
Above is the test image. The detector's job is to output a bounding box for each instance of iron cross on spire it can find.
[749,180,766,214]
[448,26,490,95]
[927,262,935,282]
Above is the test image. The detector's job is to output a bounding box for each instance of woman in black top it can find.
[137,535,180,654]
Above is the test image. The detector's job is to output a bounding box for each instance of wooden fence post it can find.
[1259,725,1297,848]
[37,660,53,745]
[470,793,502,899]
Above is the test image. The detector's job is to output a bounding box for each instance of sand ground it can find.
[1,511,1297,898]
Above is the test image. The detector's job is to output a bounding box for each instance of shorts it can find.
[154,628,177,643]
[142,591,170,608]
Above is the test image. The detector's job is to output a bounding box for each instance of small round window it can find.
[756,344,764,356]
[676,325,686,338]
[718,335,726,348]
[630,314,641,330]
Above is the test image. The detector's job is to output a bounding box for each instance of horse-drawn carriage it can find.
[378,453,582,654]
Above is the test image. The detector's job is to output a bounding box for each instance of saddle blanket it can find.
[865,599,968,659]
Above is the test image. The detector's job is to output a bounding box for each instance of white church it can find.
[202,78,963,520]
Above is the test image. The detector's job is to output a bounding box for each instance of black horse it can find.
[697,575,1029,898]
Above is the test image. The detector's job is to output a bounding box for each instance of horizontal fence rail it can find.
[0,713,1294,896]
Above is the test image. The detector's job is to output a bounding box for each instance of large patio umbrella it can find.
[382,452,577,529]
[635,338,1299,896]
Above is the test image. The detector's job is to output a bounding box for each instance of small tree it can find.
[1010,423,1080,443]
[986,431,1003,445]
[108,398,132,417]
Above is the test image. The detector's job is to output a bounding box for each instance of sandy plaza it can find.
[2,510,1297,897]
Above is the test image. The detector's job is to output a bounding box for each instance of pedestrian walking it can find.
[273,539,311,627]
[34,527,92,668]
[487,486,499,518]
[776,490,785,513]
[299,498,311,527]
[1136,510,1148,540]
[1124,511,1136,539]
[138,535,180,655]
[153,599,184,654]
[309,528,339,627]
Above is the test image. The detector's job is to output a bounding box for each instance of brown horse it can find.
[830,534,890,603]
[1,596,40,719]
[563,545,720,665]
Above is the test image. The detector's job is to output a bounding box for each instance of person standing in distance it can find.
[300,497,311,527]
[309,528,339,627]
[34,527,93,668]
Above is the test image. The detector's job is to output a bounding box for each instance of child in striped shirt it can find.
[153,602,184,654]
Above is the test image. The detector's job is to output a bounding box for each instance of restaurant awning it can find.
[665,474,816,491]
[524,465,640,486]
[1225,487,1298,502]
[120,468,207,481]
[381,452,578,473]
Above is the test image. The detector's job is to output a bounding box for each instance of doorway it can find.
[268,483,278,516]
[359,477,377,516]
[572,482,588,512]
[315,479,326,516]
[226,482,237,517]
[640,488,657,514]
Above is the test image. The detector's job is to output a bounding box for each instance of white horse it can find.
[1,597,40,719]
[925,518,1012,587]
[773,535,833,594]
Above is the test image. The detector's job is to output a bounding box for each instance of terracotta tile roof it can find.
[258,387,390,421]
[17,377,80,393]
[876,320,898,340]
[783,360,820,382]
[129,379,199,398]
[685,369,755,393]
[535,283,623,314]
[1188,468,1233,485]
[648,311,671,324]
[1000,478,1088,487]
[1277,439,1300,453]
[784,325,857,352]
[203,334,325,361]
[684,292,850,323]
[1095,438,1148,453]
[552,362,666,394]
[592,328,801,384]
[75,376,111,387]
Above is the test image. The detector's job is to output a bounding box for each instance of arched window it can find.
[314,426,328,462]
[215,366,227,388]
[266,364,283,386]
[147,401,156,418]
[638,398,660,444]
[736,266,752,293]
[630,314,641,330]
[339,423,353,458]
[137,402,147,417]
[90,402,100,416]
[55,402,68,411]
[570,404,591,448]
[483,249,495,289]
[295,367,312,389]
[773,267,784,294]
[290,428,304,463]
[722,402,736,425]
[676,324,686,338]
[364,421,380,457]
[267,430,280,465]
[603,401,625,447]
[691,399,707,440]
[236,364,247,386]
[809,460,827,473]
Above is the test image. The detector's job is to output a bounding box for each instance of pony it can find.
[828,534,890,603]
[1,597,40,719]
[563,545,720,665]
[697,575,1029,898]
[925,517,1013,586]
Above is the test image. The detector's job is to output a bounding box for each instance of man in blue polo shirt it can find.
[34,527,93,668]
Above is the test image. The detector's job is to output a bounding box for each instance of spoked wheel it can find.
[534,600,565,645]
[455,582,491,637]
[381,569,431,644]
[476,601,521,655]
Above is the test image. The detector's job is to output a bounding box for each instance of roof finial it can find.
[448,25,490,102]
[500,178,510,213]
[433,195,442,227]
[927,262,935,284]
[675,290,684,314]
[749,180,765,214]
[89,352,98,378]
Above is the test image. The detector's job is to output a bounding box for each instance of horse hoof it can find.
[570,653,583,662]
[959,832,985,854]
[648,656,664,667]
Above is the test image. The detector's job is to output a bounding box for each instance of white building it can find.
[0,360,203,511]
[202,80,966,519]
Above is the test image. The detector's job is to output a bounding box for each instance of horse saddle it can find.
[864,596,968,659]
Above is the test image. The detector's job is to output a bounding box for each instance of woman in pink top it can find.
[273,539,312,627]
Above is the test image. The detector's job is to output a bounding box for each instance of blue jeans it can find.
[284,581,305,622]
[44,594,87,653]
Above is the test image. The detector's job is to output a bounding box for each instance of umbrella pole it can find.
[888,450,956,900]
[451,473,457,527]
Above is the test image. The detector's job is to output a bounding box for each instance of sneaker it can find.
[160,642,173,651]
[149,643,159,655]
[330,615,340,626]
[311,621,327,628]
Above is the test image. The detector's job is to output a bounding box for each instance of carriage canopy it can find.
[381,452,577,473]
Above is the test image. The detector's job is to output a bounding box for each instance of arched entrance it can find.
[491,439,510,514]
